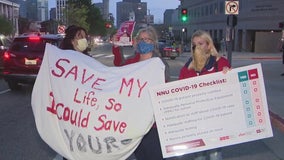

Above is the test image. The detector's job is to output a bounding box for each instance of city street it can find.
[0,42,283,160]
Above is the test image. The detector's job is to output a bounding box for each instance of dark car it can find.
[1,33,63,90]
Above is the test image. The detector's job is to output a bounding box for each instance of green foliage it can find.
[66,0,109,36]
[37,0,112,36]
[87,4,107,36]
[41,19,59,34]
[0,16,13,35]
[18,17,31,34]
[65,3,90,32]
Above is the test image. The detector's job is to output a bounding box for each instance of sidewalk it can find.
[232,51,284,160]
[232,51,282,60]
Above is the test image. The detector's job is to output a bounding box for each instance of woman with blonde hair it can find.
[178,30,231,160]
[179,30,231,79]
[179,30,231,160]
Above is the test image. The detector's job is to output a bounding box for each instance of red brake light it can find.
[29,36,40,41]
[3,51,11,60]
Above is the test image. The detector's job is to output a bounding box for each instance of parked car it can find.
[158,40,180,60]
[161,45,180,60]
[1,33,63,90]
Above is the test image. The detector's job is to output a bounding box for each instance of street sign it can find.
[57,25,66,34]
[225,1,239,15]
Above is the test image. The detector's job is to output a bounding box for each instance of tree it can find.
[18,17,30,34]
[87,4,107,36]
[0,16,13,35]
[41,19,59,34]
[66,0,108,36]
[65,3,89,31]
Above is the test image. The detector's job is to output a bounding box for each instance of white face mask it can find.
[76,38,88,52]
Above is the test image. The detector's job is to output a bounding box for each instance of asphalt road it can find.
[0,43,283,160]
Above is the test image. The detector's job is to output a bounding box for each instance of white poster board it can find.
[31,44,165,160]
[149,63,273,158]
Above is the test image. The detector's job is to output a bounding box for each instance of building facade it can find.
[116,0,148,27]
[37,0,48,21]
[6,0,49,21]
[0,0,20,35]
[56,0,67,24]
[172,0,284,53]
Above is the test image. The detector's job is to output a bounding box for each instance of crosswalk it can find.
[90,54,133,59]
[90,53,113,58]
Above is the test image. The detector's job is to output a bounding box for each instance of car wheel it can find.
[7,81,21,91]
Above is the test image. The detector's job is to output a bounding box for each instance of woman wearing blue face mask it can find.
[112,26,167,69]
[112,26,170,160]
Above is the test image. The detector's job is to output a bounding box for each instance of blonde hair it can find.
[191,30,219,57]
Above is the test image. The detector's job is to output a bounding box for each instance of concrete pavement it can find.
[225,51,284,160]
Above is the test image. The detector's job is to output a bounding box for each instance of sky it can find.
[49,0,180,24]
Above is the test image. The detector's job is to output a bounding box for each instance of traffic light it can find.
[105,23,112,28]
[181,8,188,23]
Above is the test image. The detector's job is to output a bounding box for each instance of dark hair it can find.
[60,25,88,54]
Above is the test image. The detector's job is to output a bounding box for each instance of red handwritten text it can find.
[94,114,127,134]
[105,98,122,112]
[119,78,147,98]
[51,58,106,90]
[73,88,98,107]
[47,92,90,128]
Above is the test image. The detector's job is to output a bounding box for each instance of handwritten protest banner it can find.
[31,44,165,160]
[149,63,273,158]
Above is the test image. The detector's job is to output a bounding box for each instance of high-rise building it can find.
[116,0,147,27]
[37,0,48,21]
[0,0,20,35]
[50,7,56,20]
[102,0,109,20]
[8,0,48,21]
[56,0,67,24]
[174,0,284,53]
[94,1,113,22]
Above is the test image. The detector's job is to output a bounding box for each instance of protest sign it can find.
[149,63,273,158]
[31,44,165,160]
[113,21,136,46]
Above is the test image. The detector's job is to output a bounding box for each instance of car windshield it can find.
[10,38,57,52]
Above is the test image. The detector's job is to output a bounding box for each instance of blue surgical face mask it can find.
[137,41,154,54]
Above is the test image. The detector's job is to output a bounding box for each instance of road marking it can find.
[0,89,10,94]
[105,55,114,58]
[91,54,132,58]
[92,54,105,58]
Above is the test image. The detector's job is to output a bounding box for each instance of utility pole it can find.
[225,0,239,65]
